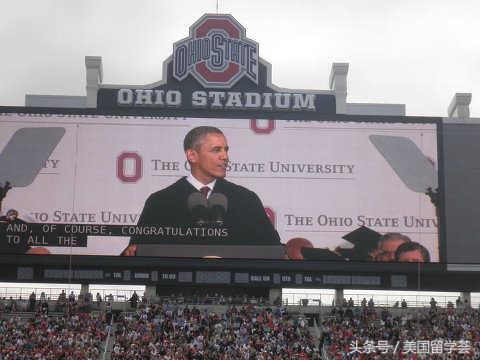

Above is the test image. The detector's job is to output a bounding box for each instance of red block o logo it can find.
[117,152,142,183]
[250,119,275,134]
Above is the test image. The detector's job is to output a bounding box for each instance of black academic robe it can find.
[130,177,280,245]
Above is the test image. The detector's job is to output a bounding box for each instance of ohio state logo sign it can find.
[173,14,259,88]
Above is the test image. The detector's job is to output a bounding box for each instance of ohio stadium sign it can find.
[98,14,336,113]
[116,89,316,111]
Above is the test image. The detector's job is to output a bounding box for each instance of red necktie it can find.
[200,186,210,199]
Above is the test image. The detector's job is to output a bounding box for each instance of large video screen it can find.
[0,113,440,262]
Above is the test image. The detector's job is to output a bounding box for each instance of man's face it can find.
[374,238,407,261]
[397,249,425,262]
[187,133,229,184]
[6,210,18,221]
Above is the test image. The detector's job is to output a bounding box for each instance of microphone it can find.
[187,193,208,225]
[208,193,228,225]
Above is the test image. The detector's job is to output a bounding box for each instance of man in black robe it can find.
[123,126,280,255]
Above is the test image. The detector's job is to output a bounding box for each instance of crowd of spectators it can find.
[0,290,96,315]
[0,297,24,313]
[3,289,480,359]
[0,313,107,359]
[111,303,319,359]
[1,290,279,313]
[54,290,95,314]
[321,299,480,359]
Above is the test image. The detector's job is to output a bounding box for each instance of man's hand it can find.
[26,247,51,255]
[122,244,137,256]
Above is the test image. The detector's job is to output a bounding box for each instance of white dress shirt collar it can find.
[186,174,216,198]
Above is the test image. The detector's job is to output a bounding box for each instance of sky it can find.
[0,0,479,118]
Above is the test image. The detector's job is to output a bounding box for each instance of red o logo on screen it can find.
[117,152,142,183]
[264,207,276,227]
[250,119,275,134]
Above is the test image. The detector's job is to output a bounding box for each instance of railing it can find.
[0,286,477,310]
[282,292,472,309]
[0,286,141,303]
[322,344,331,360]
[102,314,114,360]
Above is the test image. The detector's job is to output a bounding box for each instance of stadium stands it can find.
[320,301,478,359]
[0,313,107,359]
[2,290,480,359]
[111,304,319,359]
